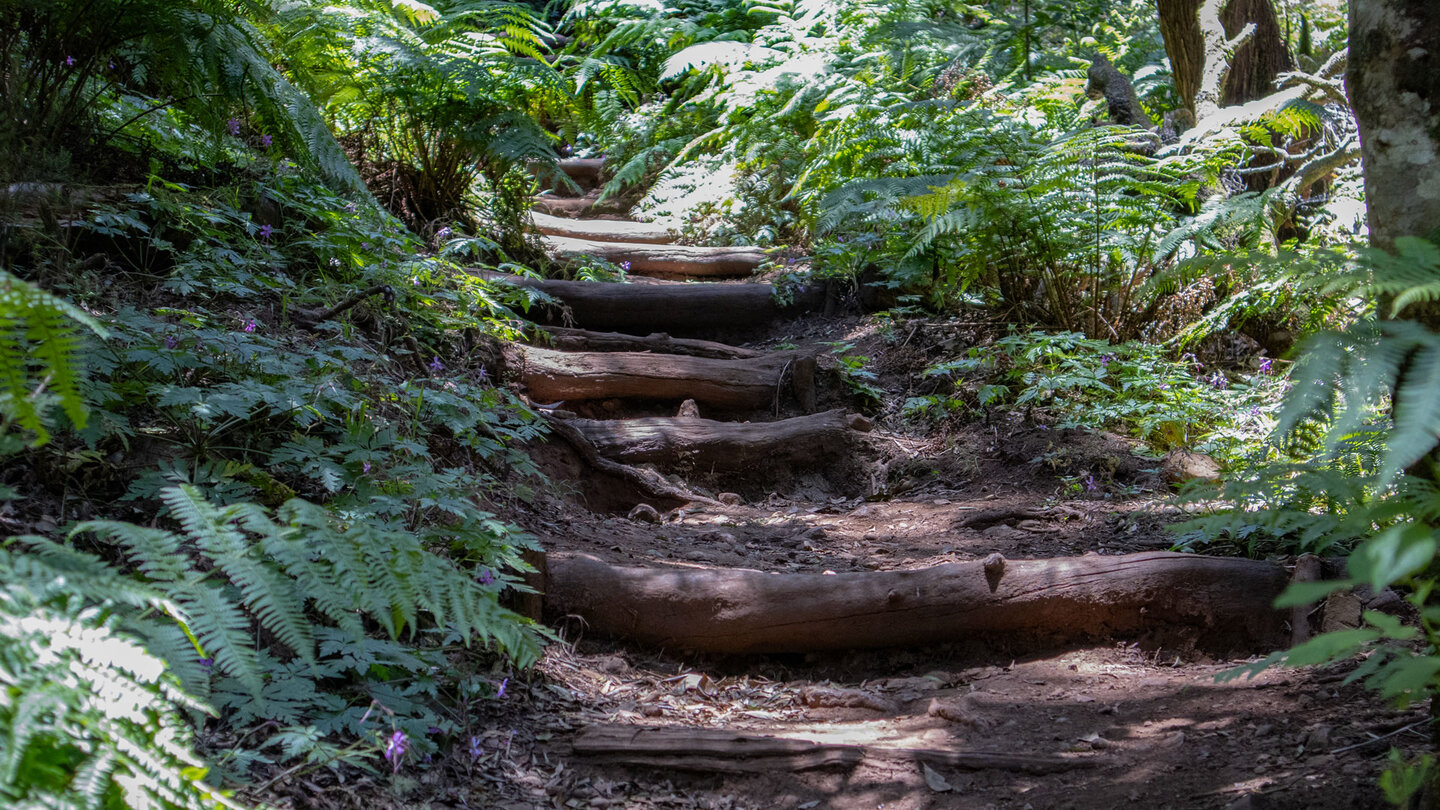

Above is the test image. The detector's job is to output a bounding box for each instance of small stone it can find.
[1160,450,1221,485]
[806,526,827,539]
[676,398,701,418]
[628,504,661,523]
[1303,725,1331,751]
[846,413,873,432]
[717,492,743,506]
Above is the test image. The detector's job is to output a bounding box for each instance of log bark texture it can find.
[546,552,1290,654]
[566,409,853,471]
[532,191,629,219]
[536,326,763,359]
[570,725,1093,774]
[485,274,826,334]
[517,345,804,409]
[557,158,605,189]
[533,212,674,245]
[1158,0,1294,112]
[544,234,767,278]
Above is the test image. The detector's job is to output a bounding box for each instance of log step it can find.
[544,235,766,279]
[486,274,825,335]
[545,551,1290,655]
[533,212,675,245]
[535,327,763,360]
[516,345,808,410]
[566,409,857,472]
[571,725,1095,775]
[533,191,629,219]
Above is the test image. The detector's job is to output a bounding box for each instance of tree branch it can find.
[293,284,395,330]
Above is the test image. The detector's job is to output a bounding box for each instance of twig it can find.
[1331,719,1431,755]
[294,284,395,330]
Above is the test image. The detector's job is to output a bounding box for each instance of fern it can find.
[0,564,248,810]
[0,272,106,445]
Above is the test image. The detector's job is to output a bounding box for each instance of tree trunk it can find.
[1158,0,1293,112]
[545,551,1290,654]
[1348,1,1440,265]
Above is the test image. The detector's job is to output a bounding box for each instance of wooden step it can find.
[533,212,675,245]
[515,345,809,410]
[532,191,629,219]
[535,327,763,360]
[558,157,604,190]
[485,274,826,335]
[564,409,859,472]
[544,235,766,279]
[544,551,1290,655]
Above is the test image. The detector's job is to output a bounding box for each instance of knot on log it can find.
[983,553,1007,592]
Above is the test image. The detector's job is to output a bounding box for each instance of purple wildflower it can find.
[1084,474,1098,492]
[428,356,444,373]
[261,134,273,148]
[227,118,241,136]
[427,726,441,735]
[164,335,178,349]
[1099,353,1115,367]
[436,226,453,240]
[384,730,407,772]
[1208,371,1227,390]
[361,242,369,249]
[619,261,631,272]
[242,320,257,333]
[345,202,357,213]
[1258,357,1273,375]
[477,569,495,586]
[476,365,489,382]
[198,657,214,674]
[258,224,273,240]
[362,461,372,474]
[65,55,75,67]
[468,736,484,759]
[496,678,508,699]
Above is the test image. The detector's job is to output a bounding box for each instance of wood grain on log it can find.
[571,725,1094,774]
[533,212,674,245]
[485,274,826,335]
[532,192,629,219]
[567,410,852,471]
[536,326,763,359]
[518,345,802,409]
[544,235,767,278]
[546,552,1290,654]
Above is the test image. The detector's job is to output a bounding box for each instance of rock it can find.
[1160,450,1221,486]
[627,504,661,523]
[717,492,743,506]
[846,413,873,432]
[676,398,701,418]
[1303,725,1331,751]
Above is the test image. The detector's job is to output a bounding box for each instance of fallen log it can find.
[533,212,674,245]
[545,551,1290,654]
[535,326,763,359]
[567,410,854,471]
[517,345,805,409]
[544,235,766,278]
[541,415,717,510]
[484,274,826,335]
[557,157,605,189]
[571,725,1094,775]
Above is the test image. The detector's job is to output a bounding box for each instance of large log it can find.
[533,212,674,245]
[570,725,1094,774]
[558,157,605,189]
[536,326,763,359]
[486,274,826,335]
[532,191,629,219]
[567,410,854,471]
[545,552,1290,654]
[544,234,767,278]
[517,345,805,409]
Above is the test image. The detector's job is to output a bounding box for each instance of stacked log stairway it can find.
[505,156,1302,780]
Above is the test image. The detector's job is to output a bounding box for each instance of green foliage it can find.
[1186,242,1440,799]
[0,563,247,810]
[0,272,106,446]
[912,330,1280,459]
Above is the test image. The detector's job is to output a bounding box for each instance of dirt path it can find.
[465,165,1414,810]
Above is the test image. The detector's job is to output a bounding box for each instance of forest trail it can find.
[478,162,1409,810]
